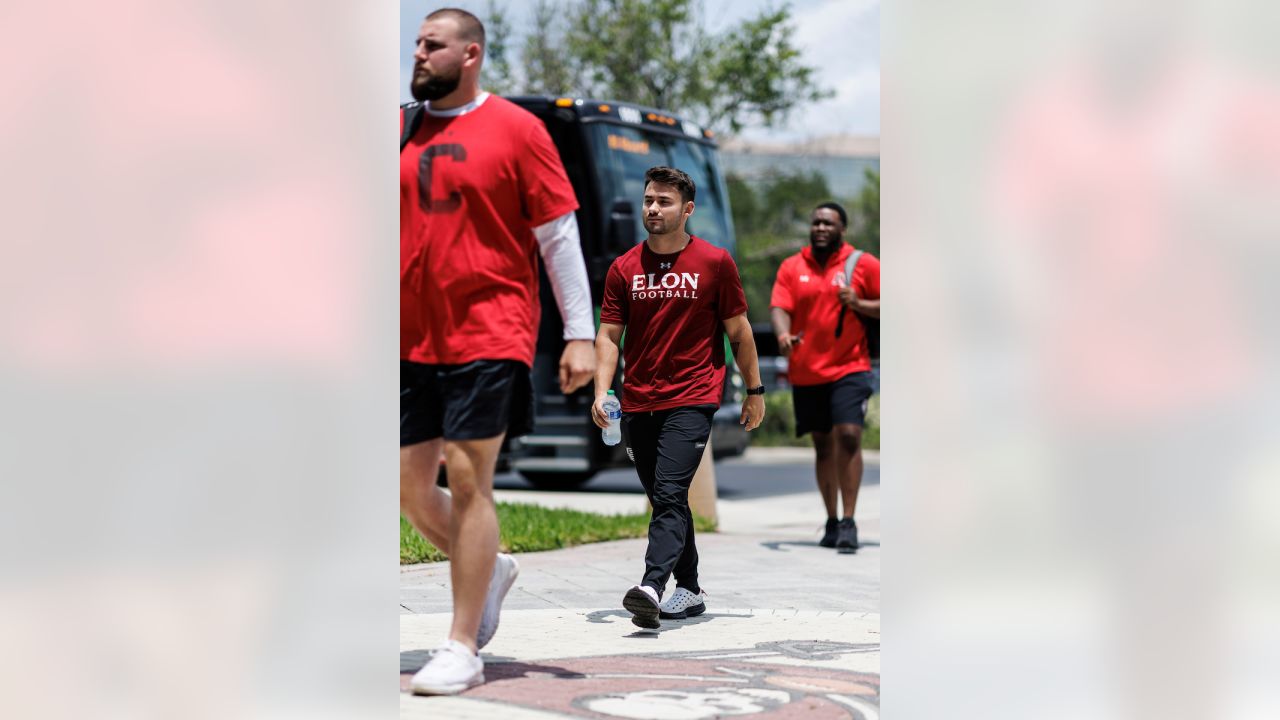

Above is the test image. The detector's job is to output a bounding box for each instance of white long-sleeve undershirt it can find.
[533,211,596,341]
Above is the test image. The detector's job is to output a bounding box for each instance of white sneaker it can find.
[623,584,661,629]
[659,587,707,619]
[477,553,519,649]
[410,640,484,696]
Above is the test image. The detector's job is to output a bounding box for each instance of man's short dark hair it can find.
[814,202,847,227]
[644,166,696,204]
[426,7,486,47]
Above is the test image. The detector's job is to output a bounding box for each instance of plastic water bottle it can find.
[601,390,622,446]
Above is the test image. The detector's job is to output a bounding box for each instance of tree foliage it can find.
[847,168,879,258]
[479,0,829,135]
[521,0,576,95]
[482,0,517,95]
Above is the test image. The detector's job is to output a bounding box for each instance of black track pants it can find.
[623,405,715,597]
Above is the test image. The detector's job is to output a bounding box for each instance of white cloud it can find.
[736,0,880,141]
[793,0,880,49]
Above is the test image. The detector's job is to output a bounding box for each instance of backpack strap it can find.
[844,249,863,287]
[835,249,863,338]
[401,102,424,152]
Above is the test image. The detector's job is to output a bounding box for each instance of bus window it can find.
[587,123,735,253]
[666,139,732,251]
[587,124,665,244]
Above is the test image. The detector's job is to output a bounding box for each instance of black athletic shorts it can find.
[792,370,876,436]
[400,359,534,446]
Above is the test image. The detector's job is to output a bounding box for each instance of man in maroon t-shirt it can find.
[592,166,765,629]
[401,8,596,695]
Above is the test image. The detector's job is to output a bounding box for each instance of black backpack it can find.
[401,102,424,151]
[835,249,880,360]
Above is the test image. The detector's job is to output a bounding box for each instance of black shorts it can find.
[400,359,534,446]
[792,371,876,436]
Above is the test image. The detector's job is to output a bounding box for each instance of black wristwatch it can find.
[746,385,766,396]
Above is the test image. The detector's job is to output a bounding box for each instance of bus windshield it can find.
[584,123,736,254]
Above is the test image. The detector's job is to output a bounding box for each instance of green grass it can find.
[863,394,880,450]
[753,392,880,450]
[401,502,718,564]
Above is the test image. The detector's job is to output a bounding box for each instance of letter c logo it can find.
[418,143,467,213]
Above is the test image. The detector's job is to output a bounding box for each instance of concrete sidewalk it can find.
[400,456,880,719]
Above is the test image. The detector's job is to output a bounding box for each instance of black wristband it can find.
[746,385,766,396]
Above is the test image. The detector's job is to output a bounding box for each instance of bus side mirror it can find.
[608,199,636,253]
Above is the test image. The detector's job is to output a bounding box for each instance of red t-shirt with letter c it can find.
[400,96,579,367]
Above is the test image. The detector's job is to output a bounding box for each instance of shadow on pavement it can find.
[584,609,753,634]
[760,540,880,552]
[623,611,756,636]
[484,661,587,681]
[401,650,587,679]
[584,609,633,624]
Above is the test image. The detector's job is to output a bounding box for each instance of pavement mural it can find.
[400,639,879,719]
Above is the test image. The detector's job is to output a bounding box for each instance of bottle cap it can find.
[606,390,616,395]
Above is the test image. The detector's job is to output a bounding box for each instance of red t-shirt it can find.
[770,244,880,386]
[400,96,578,366]
[600,237,748,412]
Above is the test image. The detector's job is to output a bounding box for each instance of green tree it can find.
[522,0,577,95]
[702,7,829,134]
[553,0,829,134]
[726,174,761,235]
[482,0,518,95]
[730,169,839,323]
[847,168,879,257]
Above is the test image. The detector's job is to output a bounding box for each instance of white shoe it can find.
[659,587,707,619]
[410,639,484,695]
[477,553,519,649]
[623,584,661,629]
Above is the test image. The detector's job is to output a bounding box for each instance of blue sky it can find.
[399,0,879,141]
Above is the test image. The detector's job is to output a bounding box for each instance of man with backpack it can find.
[400,7,596,695]
[769,202,880,554]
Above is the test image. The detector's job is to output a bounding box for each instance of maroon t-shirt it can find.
[600,236,749,412]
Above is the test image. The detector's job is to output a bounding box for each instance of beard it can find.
[646,216,674,235]
[809,232,839,249]
[411,66,461,102]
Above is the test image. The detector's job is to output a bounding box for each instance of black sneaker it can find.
[623,584,661,629]
[836,518,858,554]
[819,518,839,547]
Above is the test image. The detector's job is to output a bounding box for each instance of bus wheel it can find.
[518,471,596,490]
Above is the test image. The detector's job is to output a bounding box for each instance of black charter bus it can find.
[414,96,749,488]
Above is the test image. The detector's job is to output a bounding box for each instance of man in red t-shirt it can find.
[400,8,597,695]
[770,203,880,554]
[591,166,765,630]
